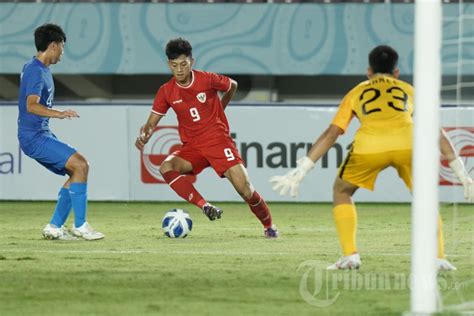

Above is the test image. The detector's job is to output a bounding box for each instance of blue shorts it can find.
[20,133,77,176]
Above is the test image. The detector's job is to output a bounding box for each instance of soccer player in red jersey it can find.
[135,38,278,238]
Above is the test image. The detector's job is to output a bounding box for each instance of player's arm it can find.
[440,128,473,202]
[26,95,79,119]
[307,124,344,164]
[439,129,457,161]
[221,79,237,110]
[269,125,343,197]
[135,112,163,151]
[306,91,354,166]
[270,91,354,197]
[289,124,345,183]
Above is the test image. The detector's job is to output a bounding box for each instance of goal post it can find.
[411,0,443,314]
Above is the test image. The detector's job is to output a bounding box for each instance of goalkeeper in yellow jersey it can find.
[270,45,473,271]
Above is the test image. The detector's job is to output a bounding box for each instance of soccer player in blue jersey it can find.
[18,23,104,240]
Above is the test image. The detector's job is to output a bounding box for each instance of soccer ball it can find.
[162,209,193,238]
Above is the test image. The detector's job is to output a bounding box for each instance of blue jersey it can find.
[17,57,76,175]
[18,57,54,142]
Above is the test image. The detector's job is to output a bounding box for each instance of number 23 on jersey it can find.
[359,86,409,115]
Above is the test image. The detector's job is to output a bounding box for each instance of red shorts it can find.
[170,135,243,177]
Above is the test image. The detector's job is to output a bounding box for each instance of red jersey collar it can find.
[175,70,195,89]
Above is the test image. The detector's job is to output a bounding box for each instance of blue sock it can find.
[70,183,88,228]
[50,187,72,227]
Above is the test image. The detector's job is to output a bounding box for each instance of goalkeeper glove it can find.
[270,156,315,197]
[449,157,474,203]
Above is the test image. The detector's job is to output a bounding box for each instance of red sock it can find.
[162,171,206,209]
[245,191,272,228]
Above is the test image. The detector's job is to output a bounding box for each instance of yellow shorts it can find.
[338,149,412,191]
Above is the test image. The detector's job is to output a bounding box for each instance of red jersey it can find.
[152,70,232,145]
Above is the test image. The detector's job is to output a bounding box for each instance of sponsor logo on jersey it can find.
[172,99,183,104]
[140,126,196,184]
[196,92,206,103]
[440,127,474,186]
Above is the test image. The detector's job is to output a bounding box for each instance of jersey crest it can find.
[196,92,206,103]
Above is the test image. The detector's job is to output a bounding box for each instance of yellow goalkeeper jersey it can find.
[332,74,414,154]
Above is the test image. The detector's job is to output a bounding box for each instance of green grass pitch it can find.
[0,202,472,315]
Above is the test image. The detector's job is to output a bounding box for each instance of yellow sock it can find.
[333,204,357,256]
[438,215,445,259]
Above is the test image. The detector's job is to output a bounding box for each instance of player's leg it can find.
[202,136,275,231]
[21,135,83,240]
[43,178,79,240]
[333,176,359,254]
[64,152,104,240]
[48,178,72,228]
[224,164,277,237]
[42,177,77,240]
[65,152,88,228]
[328,152,388,269]
[327,176,360,269]
[394,150,456,270]
[435,216,456,271]
[159,153,218,219]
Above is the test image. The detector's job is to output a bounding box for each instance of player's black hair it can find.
[165,38,192,60]
[369,45,398,74]
[34,23,66,52]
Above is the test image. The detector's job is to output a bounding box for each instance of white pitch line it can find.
[0,249,470,257]
[443,301,474,313]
